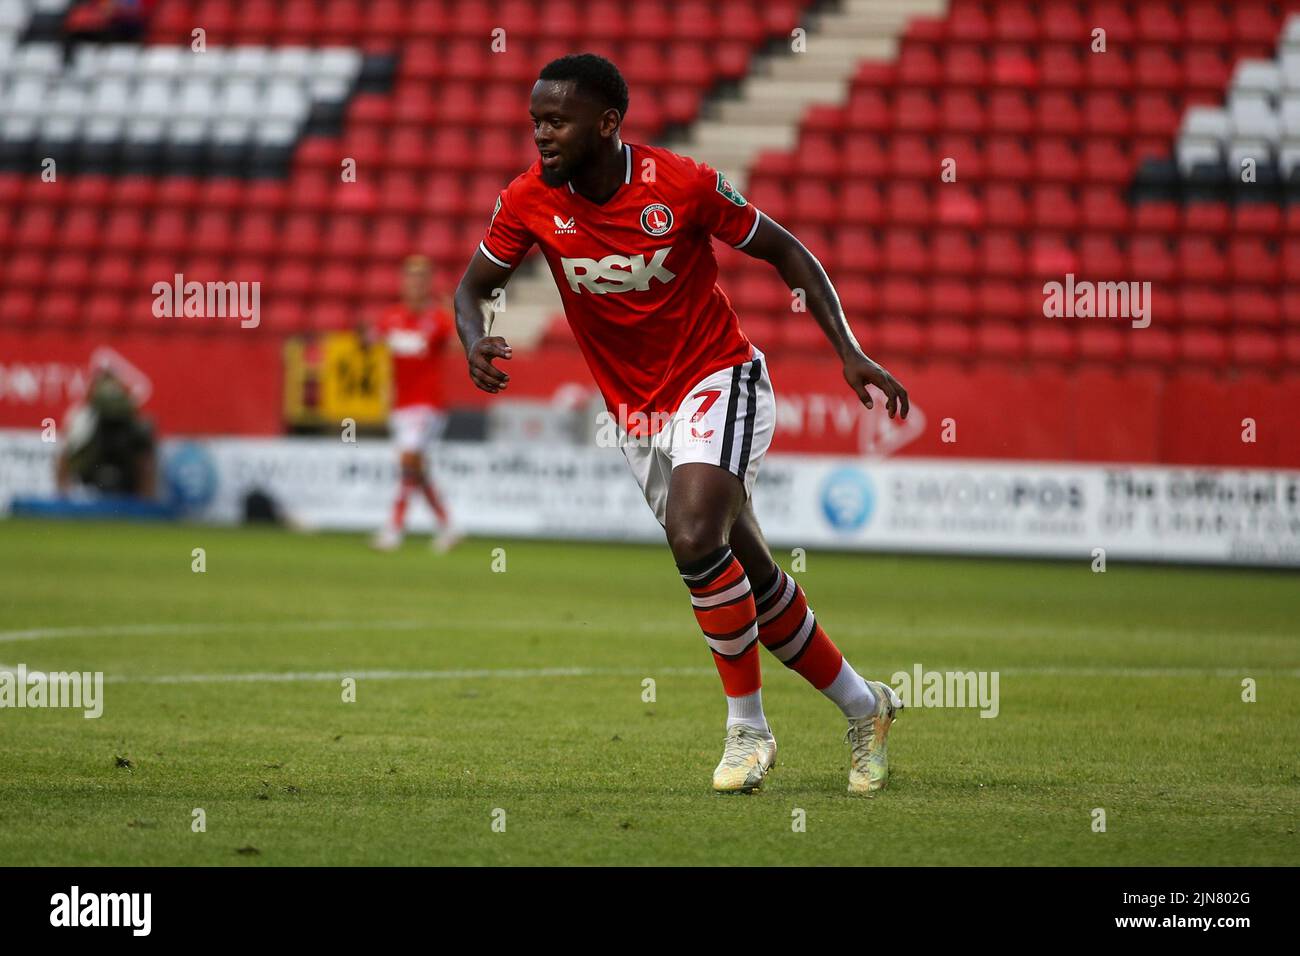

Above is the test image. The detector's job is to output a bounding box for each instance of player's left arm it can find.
[739,213,909,420]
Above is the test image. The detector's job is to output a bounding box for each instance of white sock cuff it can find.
[725,689,769,733]
[823,659,877,719]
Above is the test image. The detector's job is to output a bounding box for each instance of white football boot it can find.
[370,527,403,551]
[846,680,903,794]
[712,724,777,793]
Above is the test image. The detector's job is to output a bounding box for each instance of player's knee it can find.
[666,522,726,564]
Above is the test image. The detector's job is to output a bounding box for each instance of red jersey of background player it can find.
[376,303,454,410]
[479,142,762,432]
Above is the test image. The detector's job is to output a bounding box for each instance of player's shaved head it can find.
[537,53,629,120]
[532,54,628,187]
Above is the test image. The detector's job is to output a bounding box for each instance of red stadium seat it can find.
[1027,325,1077,362]
[1040,44,1084,88]
[881,277,927,315]
[1229,238,1280,285]
[931,230,979,275]
[948,0,992,43]
[1128,328,1177,365]
[1130,236,1177,282]
[982,232,1028,277]
[978,278,1033,318]
[874,318,926,358]
[1035,90,1083,135]
[930,278,977,318]
[944,44,988,88]
[1230,330,1281,369]
[988,90,1034,134]
[1230,288,1281,328]
[1081,185,1131,232]
[1178,286,1229,326]
[882,229,929,274]
[928,320,977,358]
[977,321,1027,359]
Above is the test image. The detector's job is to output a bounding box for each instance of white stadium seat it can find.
[47,83,87,121]
[13,42,62,77]
[134,77,175,121]
[165,117,207,145]
[1181,106,1231,141]
[87,77,132,118]
[212,118,252,147]
[229,46,274,79]
[1175,139,1221,176]
[1,114,37,144]
[270,47,314,79]
[1231,99,1281,141]
[265,78,309,124]
[1280,52,1300,91]
[218,78,262,120]
[124,117,166,145]
[140,47,187,80]
[38,113,80,144]
[99,44,142,78]
[1281,96,1300,138]
[175,78,218,120]
[83,115,123,144]
[317,48,363,81]
[0,0,30,33]
[1284,14,1300,48]
[187,47,232,80]
[1232,60,1282,97]
[4,74,47,120]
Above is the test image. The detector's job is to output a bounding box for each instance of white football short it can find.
[390,405,446,453]
[620,350,775,527]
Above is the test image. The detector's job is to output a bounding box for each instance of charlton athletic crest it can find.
[640,203,674,236]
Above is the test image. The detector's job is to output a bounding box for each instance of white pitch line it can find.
[0,620,437,644]
[0,664,1292,686]
[1,619,1293,646]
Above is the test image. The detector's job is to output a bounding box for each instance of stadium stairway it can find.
[679,0,945,186]
[527,0,942,348]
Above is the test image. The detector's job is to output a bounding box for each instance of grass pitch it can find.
[0,517,1296,866]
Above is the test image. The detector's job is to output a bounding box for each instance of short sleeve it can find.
[693,162,762,250]
[479,188,535,269]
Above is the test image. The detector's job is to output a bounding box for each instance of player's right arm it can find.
[454,187,536,393]
[454,250,515,393]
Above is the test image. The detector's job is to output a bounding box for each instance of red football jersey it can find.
[479,142,761,434]
[377,303,453,410]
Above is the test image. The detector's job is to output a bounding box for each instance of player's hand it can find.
[843,353,909,420]
[467,335,513,393]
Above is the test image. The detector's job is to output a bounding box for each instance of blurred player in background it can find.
[455,55,910,795]
[370,255,461,553]
[56,364,157,499]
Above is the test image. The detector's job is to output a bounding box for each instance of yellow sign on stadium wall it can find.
[283,332,391,429]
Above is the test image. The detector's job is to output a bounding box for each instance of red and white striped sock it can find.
[390,480,411,532]
[678,546,767,732]
[754,567,876,718]
[420,479,449,526]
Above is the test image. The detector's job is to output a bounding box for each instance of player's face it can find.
[530,80,607,187]
[402,265,430,304]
